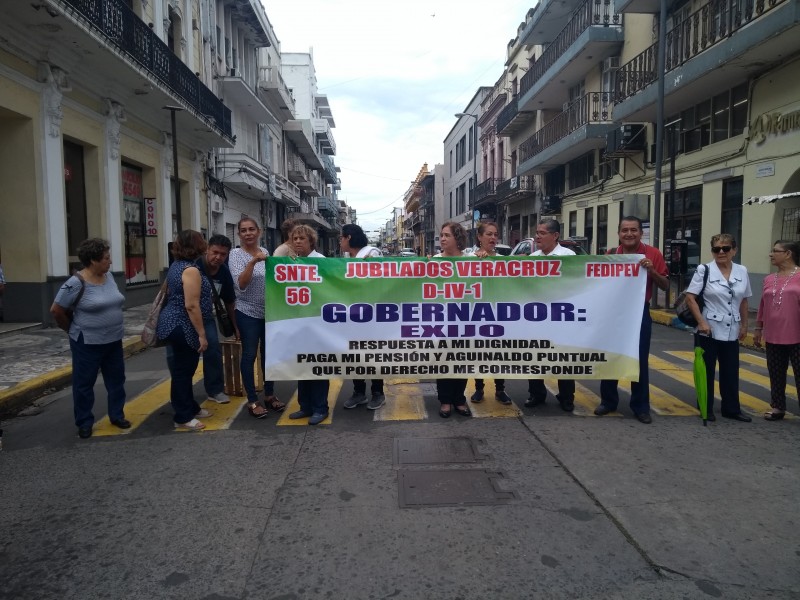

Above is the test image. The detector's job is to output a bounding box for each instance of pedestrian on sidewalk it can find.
[157,230,214,431]
[229,217,285,419]
[50,238,129,438]
[754,240,800,421]
[339,224,386,411]
[595,216,669,424]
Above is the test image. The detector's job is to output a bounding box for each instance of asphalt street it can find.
[0,324,798,600]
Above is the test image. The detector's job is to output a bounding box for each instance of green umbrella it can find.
[693,346,708,426]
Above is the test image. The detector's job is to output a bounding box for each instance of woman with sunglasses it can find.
[753,240,800,421]
[683,234,752,422]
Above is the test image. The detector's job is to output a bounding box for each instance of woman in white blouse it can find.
[684,234,752,422]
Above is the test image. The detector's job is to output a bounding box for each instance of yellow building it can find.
[1,0,233,323]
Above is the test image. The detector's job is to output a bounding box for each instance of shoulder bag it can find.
[675,264,709,327]
[59,273,86,332]
[203,270,235,338]
[141,280,168,347]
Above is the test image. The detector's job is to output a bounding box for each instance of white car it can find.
[399,248,416,257]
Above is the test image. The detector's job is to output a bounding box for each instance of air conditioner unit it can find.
[212,198,223,213]
[602,56,620,71]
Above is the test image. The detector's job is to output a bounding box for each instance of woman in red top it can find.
[754,240,800,421]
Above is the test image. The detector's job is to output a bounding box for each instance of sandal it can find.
[264,395,286,412]
[248,403,269,419]
[174,418,205,430]
[764,410,785,421]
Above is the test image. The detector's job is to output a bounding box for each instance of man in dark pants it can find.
[594,216,669,424]
[525,218,576,411]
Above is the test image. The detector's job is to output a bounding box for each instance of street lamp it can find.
[163,105,184,231]
[455,112,479,240]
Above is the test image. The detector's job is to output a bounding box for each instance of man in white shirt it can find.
[526,219,576,411]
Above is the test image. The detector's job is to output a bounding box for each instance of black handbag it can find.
[675,264,709,327]
[202,268,236,337]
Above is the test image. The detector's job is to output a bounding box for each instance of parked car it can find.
[399,248,416,257]
[510,238,589,256]
[464,243,512,256]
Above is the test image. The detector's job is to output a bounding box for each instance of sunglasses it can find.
[711,245,733,253]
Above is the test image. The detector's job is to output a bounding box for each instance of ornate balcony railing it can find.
[496,97,519,134]
[519,92,613,163]
[520,0,620,98]
[61,0,232,138]
[495,176,535,201]
[616,0,787,102]
[474,178,501,205]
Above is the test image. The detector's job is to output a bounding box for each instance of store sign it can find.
[751,108,800,144]
[144,198,157,236]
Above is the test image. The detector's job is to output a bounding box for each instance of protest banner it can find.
[265,255,646,380]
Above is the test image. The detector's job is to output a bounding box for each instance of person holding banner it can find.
[471,221,513,406]
[526,219,576,412]
[288,225,331,425]
[434,222,472,418]
[229,217,285,419]
[339,224,386,411]
[595,216,668,424]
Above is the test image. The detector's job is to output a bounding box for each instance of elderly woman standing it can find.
[754,240,800,421]
[434,222,471,418]
[157,230,213,430]
[684,234,752,422]
[287,225,330,425]
[228,217,285,419]
[51,238,128,438]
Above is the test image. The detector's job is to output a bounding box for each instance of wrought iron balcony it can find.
[496,96,532,137]
[616,0,788,103]
[519,0,621,99]
[520,92,613,163]
[61,0,231,139]
[474,178,501,207]
[318,196,338,217]
[320,154,338,185]
[495,176,536,202]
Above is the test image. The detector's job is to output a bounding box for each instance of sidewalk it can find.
[0,306,761,418]
[0,304,151,418]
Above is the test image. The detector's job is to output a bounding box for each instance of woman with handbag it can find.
[157,230,214,431]
[683,234,752,422]
[753,240,800,421]
[229,217,285,419]
[50,238,128,438]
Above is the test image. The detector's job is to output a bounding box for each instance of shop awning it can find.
[743,191,800,205]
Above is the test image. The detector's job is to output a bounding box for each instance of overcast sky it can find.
[264,0,534,235]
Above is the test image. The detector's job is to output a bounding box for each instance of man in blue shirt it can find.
[196,235,238,403]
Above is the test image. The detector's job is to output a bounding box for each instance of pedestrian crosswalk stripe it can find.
[648,355,784,417]
[464,379,520,418]
[277,379,343,426]
[666,351,795,401]
[648,385,699,416]
[93,364,204,436]
[375,380,429,421]
[739,354,767,368]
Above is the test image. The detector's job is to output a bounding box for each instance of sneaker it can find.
[470,389,484,403]
[344,392,368,409]
[367,393,386,410]
[196,408,212,419]
[495,391,513,405]
[209,392,230,404]
[308,412,329,425]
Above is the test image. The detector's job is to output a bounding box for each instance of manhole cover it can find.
[398,469,518,508]
[393,437,487,465]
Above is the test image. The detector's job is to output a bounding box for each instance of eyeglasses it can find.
[770,249,789,254]
[711,246,733,253]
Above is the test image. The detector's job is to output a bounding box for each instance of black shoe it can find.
[495,391,512,405]
[454,404,472,417]
[558,399,575,412]
[110,418,131,429]
[635,412,652,424]
[524,396,546,408]
[594,405,613,416]
[439,406,452,419]
[470,389,484,403]
[721,412,752,422]
[78,427,92,439]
